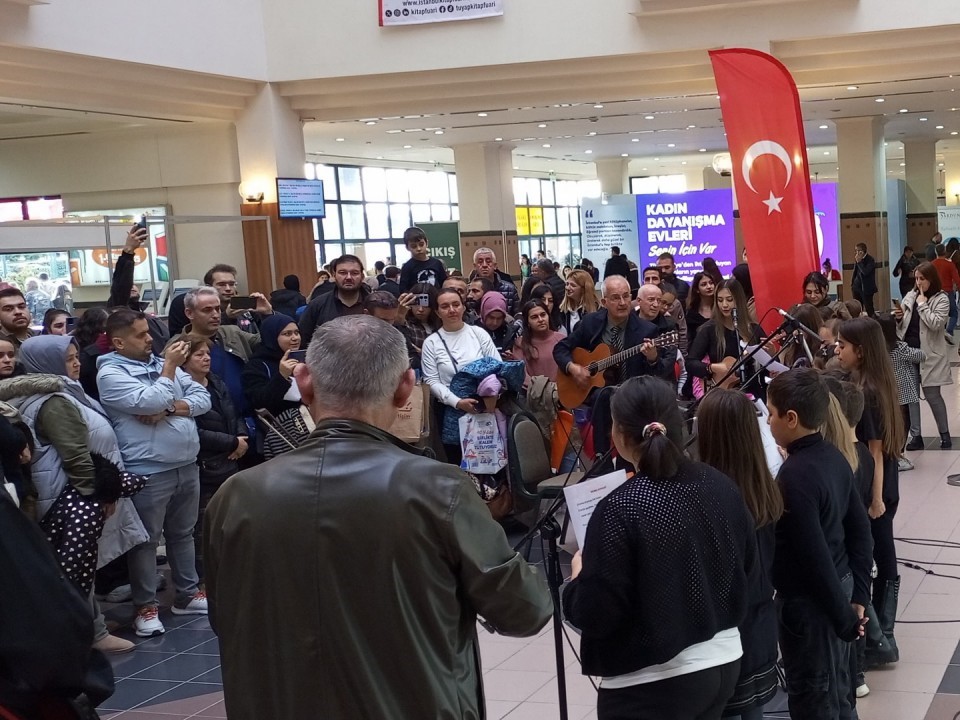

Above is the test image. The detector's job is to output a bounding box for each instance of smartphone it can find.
[136,215,148,233]
[65,316,77,330]
[288,349,307,363]
[415,294,430,307]
[229,296,258,311]
[892,298,902,309]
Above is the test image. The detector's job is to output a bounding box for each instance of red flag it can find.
[709,49,820,329]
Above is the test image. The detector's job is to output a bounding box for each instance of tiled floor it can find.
[98,371,960,719]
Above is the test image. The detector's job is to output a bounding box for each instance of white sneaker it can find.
[898,456,915,472]
[134,606,165,637]
[856,682,870,698]
[171,591,208,615]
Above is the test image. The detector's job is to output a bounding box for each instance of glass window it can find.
[451,205,460,222]
[315,165,338,200]
[408,171,432,204]
[411,204,431,223]
[338,167,364,201]
[513,177,527,205]
[394,244,412,265]
[569,207,580,234]
[449,175,459,204]
[0,202,24,222]
[557,208,570,234]
[429,171,450,203]
[324,243,344,262]
[366,203,390,238]
[631,176,659,195]
[390,204,411,238]
[322,212,342,241]
[525,178,542,206]
[304,163,316,180]
[578,179,602,201]
[364,241,392,268]
[541,179,555,206]
[430,204,451,222]
[543,207,557,236]
[361,167,388,202]
[555,180,575,207]
[659,174,687,194]
[341,204,367,239]
[386,169,410,203]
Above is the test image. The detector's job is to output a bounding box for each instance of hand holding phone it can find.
[229,296,258,311]
[287,349,307,363]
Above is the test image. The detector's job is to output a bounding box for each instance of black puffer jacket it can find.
[196,373,246,486]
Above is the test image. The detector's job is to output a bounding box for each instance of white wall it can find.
[0,0,268,79]
[0,123,249,293]
[262,0,960,80]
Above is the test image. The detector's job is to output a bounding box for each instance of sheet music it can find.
[562,470,628,550]
[744,345,790,376]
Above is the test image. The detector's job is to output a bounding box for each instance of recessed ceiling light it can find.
[824,151,830,155]
[884,142,889,146]
[819,124,829,129]
[899,108,908,113]
[875,98,885,103]
[494,137,503,141]
[645,115,655,120]
[687,125,696,129]
[681,161,687,165]
[538,123,547,128]
[654,157,660,161]
[376,156,383,160]
[899,162,906,166]
[588,131,597,136]
[386,129,402,134]
[594,104,604,109]
[632,138,640,142]
[621,153,629,157]
[403,145,412,149]
[434,130,444,135]
[940,162,945,167]
[642,167,648,171]
[921,117,928,121]
[585,150,593,154]
[478,112,488,117]
[513,166,519,170]
[699,148,707,152]
[847,86,859,90]
[365,121,377,125]
[937,125,945,129]
[335,137,345,142]
[953,131,959,136]
[667,143,676,148]
[543,143,551,148]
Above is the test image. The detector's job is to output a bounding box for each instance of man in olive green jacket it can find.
[205,315,552,720]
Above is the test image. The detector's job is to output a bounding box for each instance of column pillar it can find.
[904,139,938,248]
[452,142,519,278]
[595,158,629,195]
[235,84,314,294]
[836,116,889,311]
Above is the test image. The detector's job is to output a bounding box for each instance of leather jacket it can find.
[205,418,552,720]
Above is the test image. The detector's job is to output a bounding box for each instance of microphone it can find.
[776,307,821,342]
[732,307,747,384]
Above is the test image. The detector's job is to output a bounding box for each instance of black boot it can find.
[863,600,897,668]
[906,436,924,451]
[941,432,953,449]
[871,577,900,665]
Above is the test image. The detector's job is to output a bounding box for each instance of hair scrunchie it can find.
[642,422,666,439]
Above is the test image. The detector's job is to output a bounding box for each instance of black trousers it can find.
[871,502,899,587]
[853,289,875,317]
[778,576,858,720]
[597,660,741,720]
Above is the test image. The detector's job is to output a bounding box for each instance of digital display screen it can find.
[277,178,326,219]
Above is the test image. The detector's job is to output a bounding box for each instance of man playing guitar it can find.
[554,275,674,401]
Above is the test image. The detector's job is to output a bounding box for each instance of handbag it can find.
[390,383,429,444]
[458,413,507,475]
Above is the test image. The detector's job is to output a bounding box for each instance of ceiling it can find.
[1,22,960,183]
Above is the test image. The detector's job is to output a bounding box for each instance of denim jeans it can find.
[128,464,200,608]
[778,575,858,720]
[948,291,958,336]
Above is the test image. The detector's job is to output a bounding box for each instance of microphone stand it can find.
[709,316,795,391]
[738,331,802,391]
[505,446,617,720]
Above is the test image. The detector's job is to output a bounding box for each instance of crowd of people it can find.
[0,224,953,720]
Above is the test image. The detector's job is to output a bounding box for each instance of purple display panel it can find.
[811,183,840,277]
[636,189,737,282]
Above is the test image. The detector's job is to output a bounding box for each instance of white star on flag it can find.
[761,191,784,215]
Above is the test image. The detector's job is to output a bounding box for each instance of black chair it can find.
[506,410,584,516]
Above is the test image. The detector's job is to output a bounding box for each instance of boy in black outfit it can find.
[398,226,447,292]
[767,369,873,720]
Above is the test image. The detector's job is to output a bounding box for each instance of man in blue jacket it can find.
[97,309,212,638]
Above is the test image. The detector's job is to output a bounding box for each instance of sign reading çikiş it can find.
[379,0,502,26]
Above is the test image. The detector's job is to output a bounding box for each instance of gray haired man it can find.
[205,315,552,720]
[471,247,520,315]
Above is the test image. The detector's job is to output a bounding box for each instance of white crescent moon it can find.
[741,140,792,194]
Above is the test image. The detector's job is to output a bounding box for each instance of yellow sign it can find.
[529,207,544,235]
[515,207,530,236]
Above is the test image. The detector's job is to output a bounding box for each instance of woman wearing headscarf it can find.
[0,335,147,654]
[241,313,309,458]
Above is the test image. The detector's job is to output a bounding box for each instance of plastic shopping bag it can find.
[458,412,507,475]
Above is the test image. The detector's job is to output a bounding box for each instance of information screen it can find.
[277,178,326,219]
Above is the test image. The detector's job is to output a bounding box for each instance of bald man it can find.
[554,276,674,391]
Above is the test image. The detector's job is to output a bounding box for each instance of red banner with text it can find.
[709,49,820,329]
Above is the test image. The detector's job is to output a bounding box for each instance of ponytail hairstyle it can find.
[838,317,905,457]
[697,388,783,527]
[610,377,686,479]
[821,393,859,473]
[711,278,753,358]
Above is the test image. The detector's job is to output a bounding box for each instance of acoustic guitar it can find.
[557,331,680,410]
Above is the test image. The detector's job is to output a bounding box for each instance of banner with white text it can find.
[380,0,502,26]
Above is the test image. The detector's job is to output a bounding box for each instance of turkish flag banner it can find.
[709,49,820,329]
